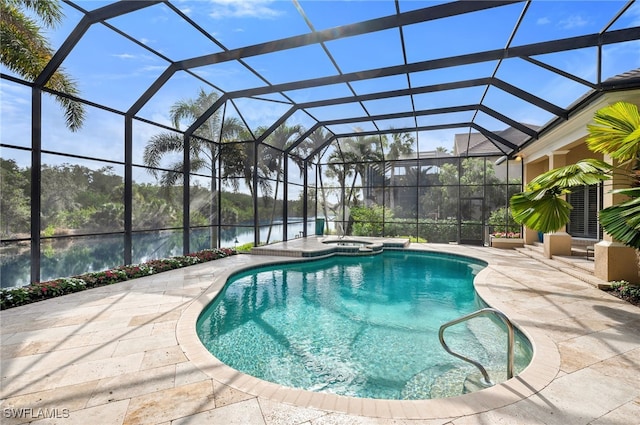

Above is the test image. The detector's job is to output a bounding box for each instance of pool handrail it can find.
[438,307,515,387]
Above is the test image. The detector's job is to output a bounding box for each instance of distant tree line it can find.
[0,158,303,239]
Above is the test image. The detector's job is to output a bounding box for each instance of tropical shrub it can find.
[236,242,254,253]
[351,205,389,236]
[608,281,640,306]
[384,221,416,237]
[488,207,520,233]
[418,220,458,243]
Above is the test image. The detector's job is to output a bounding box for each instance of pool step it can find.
[461,317,532,388]
[407,312,527,400]
[404,364,511,400]
[515,246,611,289]
[462,370,509,394]
[465,316,513,364]
[427,367,471,398]
[401,363,466,399]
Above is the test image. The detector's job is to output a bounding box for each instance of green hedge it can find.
[352,218,484,243]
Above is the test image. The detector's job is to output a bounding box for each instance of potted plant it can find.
[489,231,524,249]
[488,207,523,248]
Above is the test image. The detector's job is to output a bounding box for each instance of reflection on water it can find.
[1,220,318,289]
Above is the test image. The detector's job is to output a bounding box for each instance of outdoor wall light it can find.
[495,155,508,165]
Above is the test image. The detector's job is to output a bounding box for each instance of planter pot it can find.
[490,237,524,249]
[543,232,571,258]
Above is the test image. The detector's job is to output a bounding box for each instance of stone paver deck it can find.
[1,240,639,424]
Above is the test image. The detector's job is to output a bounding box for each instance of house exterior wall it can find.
[518,90,640,283]
[566,138,601,164]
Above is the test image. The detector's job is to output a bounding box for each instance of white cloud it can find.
[558,14,589,30]
[536,17,551,25]
[113,53,137,60]
[207,0,283,19]
[141,65,169,73]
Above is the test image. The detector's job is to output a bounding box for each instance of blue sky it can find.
[1,0,640,175]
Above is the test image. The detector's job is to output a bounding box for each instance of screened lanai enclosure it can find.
[2,0,640,287]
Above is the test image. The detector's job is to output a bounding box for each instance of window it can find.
[567,185,601,239]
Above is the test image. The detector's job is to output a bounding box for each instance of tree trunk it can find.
[265,158,282,244]
[389,164,395,211]
[210,161,218,249]
[318,164,329,234]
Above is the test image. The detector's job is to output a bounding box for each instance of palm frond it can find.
[170,89,221,139]
[6,0,62,27]
[587,101,640,164]
[527,159,611,189]
[1,3,51,78]
[143,133,184,170]
[48,70,85,131]
[159,161,185,188]
[220,117,245,142]
[510,189,572,233]
[170,99,197,130]
[1,1,85,130]
[599,187,640,249]
[189,157,209,175]
[510,158,611,233]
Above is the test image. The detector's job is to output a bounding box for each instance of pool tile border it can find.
[176,243,561,420]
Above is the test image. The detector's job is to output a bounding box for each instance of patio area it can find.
[1,243,639,425]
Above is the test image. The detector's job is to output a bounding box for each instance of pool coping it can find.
[176,242,560,420]
[249,235,409,257]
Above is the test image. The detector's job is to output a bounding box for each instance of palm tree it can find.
[325,132,382,235]
[345,133,383,207]
[325,147,355,235]
[1,0,85,131]
[263,123,303,244]
[233,127,274,201]
[384,131,415,210]
[305,128,333,233]
[143,89,244,247]
[510,101,640,248]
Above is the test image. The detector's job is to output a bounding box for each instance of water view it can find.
[1,220,317,289]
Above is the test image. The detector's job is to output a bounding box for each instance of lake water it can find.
[1,220,321,289]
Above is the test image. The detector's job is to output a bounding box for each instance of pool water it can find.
[197,251,532,400]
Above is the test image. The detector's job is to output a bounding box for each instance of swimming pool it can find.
[196,250,532,400]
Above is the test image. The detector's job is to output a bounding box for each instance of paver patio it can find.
[1,242,639,424]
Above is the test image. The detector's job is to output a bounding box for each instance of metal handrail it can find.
[438,307,515,387]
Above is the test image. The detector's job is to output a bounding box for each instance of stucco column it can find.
[543,151,572,258]
[522,158,544,245]
[595,155,639,283]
